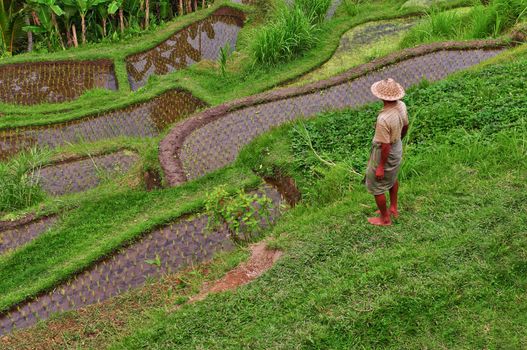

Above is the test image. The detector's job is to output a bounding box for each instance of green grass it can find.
[112,132,527,349]
[106,55,527,350]
[400,0,527,47]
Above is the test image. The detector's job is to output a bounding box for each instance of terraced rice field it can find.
[0,0,517,340]
[0,90,204,160]
[177,48,504,181]
[0,186,282,335]
[0,60,117,105]
[126,9,245,90]
[0,216,58,255]
[35,150,139,196]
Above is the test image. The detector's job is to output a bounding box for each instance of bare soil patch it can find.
[191,240,282,302]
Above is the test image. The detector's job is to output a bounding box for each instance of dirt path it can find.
[191,240,282,302]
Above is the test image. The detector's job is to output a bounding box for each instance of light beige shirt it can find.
[373,101,409,144]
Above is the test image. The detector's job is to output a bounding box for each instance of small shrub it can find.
[205,186,273,242]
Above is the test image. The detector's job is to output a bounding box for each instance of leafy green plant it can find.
[145,254,161,266]
[218,42,230,77]
[204,186,273,242]
[0,0,25,56]
[0,148,49,213]
[251,0,329,67]
[24,0,67,50]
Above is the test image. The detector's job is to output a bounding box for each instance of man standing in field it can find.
[365,78,409,226]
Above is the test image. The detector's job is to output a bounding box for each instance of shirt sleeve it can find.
[374,118,391,144]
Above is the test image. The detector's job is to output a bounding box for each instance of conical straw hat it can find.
[370,78,405,101]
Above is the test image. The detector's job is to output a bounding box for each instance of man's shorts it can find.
[365,140,403,196]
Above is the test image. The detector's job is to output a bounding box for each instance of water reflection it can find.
[0,90,205,160]
[0,61,117,105]
[126,13,244,90]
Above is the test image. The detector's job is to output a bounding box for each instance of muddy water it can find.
[0,60,117,106]
[0,90,205,160]
[126,12,244,91]
[36,150,139,196]
[0,216,58,255]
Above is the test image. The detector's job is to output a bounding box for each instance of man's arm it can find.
[401,124,408,139]
[376,143,391,180]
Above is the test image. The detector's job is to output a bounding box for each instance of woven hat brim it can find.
[370,81,405,101]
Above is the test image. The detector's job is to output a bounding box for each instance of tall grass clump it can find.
[0,149,48,213]
[467,0,527,38]
[251,0,331,67]
[401,0,527,48]
[296,0,332,23]
[400,9,465,47]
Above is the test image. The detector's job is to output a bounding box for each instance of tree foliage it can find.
[0,0,210,56]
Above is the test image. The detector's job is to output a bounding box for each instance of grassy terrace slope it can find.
[109,51,527,348]
[116,134,527,349]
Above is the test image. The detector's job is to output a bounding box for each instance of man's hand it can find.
[375,143,391,180]
[375,165,385,180]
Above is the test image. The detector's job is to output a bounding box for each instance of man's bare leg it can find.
[375,181,400,218]
[368,194,392,226]
[388,180,399,218]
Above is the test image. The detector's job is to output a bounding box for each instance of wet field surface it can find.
[180,49,504,180]
[126,13,244,91]
[0,60,117,105]
[291,17,418,86]
[344,20,416,48]
[0,186,282,336]
[325,0,342,20]
[0,90,205,160]
[36,150,139,196]
[0,216,58,255]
